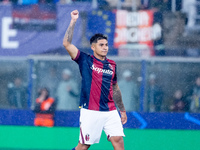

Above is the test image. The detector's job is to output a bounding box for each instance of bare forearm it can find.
[113,84,127,124]
[63,20,76,45]
[113,85,126,111]
[62,10,79,58]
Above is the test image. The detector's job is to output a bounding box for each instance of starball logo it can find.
[90,64,113,75]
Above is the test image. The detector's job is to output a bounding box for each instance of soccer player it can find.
[63,10,127,150]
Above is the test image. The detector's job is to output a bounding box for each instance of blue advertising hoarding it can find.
[1,109,200,130]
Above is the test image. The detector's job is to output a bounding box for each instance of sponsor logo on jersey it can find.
[90,64,113,75]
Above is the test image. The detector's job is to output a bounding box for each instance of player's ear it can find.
[91,43,95,51]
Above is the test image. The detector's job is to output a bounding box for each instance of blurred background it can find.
[1,0,200,150]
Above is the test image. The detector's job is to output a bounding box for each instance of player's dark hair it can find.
[90,33,107,45]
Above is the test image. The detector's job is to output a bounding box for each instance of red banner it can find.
[114,10,162,57]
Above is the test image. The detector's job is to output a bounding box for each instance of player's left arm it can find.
[113,83,127,124]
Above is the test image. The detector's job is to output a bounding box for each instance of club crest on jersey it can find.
[90,64,113,75]
[85,134,90,141]
[109,64,113,70]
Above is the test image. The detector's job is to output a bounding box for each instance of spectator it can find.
[33,87,56,127]
[190,76,200,113]
[150,0,171,12]
[0,0,11,4]
[146,73,164,112]
[39,66,59,98]
[182,0,196,28]
[98,0,111,10]
[56,68,79,111]
[140,0,151,10]
[169,89,186,112]
[7,77,27,109]
[118,70,139,111]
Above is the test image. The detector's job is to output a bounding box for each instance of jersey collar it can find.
[92,55,107,63]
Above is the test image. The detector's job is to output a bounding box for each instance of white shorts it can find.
[79,108,125,145]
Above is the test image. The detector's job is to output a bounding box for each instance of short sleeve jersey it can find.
[73,50,117,111]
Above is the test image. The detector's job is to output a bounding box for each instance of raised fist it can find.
[71,10,79,21]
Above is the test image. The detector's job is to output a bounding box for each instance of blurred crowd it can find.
[6,67,200,114]
[0,0,184,12]
[1,0,197,37]
[0,0,179,12]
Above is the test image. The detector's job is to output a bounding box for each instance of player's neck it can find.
[93,53,106,61]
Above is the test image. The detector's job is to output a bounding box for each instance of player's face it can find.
[91,39,108,60]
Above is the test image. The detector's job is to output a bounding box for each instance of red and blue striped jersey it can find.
[73,50,117,111]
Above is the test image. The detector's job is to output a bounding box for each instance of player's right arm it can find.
[63,10,79,59]
[113,83,127,124]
